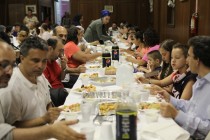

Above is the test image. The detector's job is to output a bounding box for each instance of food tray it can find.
[98,101,118,116]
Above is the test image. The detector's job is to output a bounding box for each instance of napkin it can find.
[140,119,190,140]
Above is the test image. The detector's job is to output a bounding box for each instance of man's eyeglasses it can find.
[0,61,17,72]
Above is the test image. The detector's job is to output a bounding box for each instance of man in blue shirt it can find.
[158,36,210,139]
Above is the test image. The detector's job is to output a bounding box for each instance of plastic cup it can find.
[81,103,92,122]
[100,122,114,140]
[80,127,95,140]
[145,109,159,123]
[140,89,150,102]
[83,99,97,115]
[81,76,89,86]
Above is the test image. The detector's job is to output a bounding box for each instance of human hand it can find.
[156,90,171,102]
[77,65,86,73]
[160,102,178,119]
[50,120,86,140]
[60,55,67,70]
[150,85,164,95]
[43,107,62,124]
[137,77,150,84]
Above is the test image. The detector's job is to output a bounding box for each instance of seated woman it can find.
[138,43,197,100]
[126,28,160,66]
[64,26,101,68]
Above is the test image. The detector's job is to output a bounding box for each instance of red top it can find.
[43,60,64,88]
[64,41,83,68]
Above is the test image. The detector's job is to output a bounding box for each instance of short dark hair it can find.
[134,31,144,43]
[20,36,48,57]
[143,28,159,47]
[20,25,29,35]
[188,36,210,68]
[41,23,49,31]
[172,43,189,58]
[28,9,33,13]
[47,38,57,49]
[147,50,162,62]
[66,26,79,44]
[0,31,11,44]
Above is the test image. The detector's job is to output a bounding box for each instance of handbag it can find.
[49,88,69,107]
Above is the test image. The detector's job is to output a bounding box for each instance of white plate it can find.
[90,77,116,86]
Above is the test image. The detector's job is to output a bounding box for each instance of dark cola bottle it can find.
[102,49,111,68]
[112,45,119,61]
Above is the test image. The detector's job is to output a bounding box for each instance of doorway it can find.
[54,0,70,25]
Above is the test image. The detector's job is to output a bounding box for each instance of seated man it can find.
[0,37,60,127]
[158,36,210,139]
[44,37,69,106]
[53,26,86,88]
[0,40,85,140]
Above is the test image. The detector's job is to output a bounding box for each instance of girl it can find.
[138,43,197,100]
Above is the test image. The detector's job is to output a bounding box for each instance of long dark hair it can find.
[159,39,176,79]
[66,26,79,44]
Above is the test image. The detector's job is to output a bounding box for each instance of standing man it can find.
[0,40,86,140]
[159,36,210,139]
[23,9,39,26]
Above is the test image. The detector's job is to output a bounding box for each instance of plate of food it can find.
[86,65,101,70]
[138,102,160,111]
[60,103,81,113]
[80,73,99,79]
[90,77,116,86]
[105,66,116,75]
[98,101,118,116]
[73,84,97,94]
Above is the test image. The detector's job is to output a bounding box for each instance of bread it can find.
[105,66,116,75]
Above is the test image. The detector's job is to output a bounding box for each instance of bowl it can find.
[144,109,159,123]
[61,111,79,121]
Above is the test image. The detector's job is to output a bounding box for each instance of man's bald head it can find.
[53,26,67,44]
[0,40,16,88]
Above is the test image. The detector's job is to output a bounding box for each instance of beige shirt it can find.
[0,68,51,125]
[23,15,39,25]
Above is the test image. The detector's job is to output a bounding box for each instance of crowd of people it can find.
[0,9,210,140]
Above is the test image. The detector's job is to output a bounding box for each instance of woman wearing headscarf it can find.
[84,10,114,42]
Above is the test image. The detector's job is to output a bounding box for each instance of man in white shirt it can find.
[0,40,86,140]
[159,36,210,139]
[0,36,60,127]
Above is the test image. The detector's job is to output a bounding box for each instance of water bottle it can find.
[116,97,137,140]
[112,45,119,61]
[102,49,111,68]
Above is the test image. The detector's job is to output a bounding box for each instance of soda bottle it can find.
[116,97,137,140]
[112,45,119,61]
[102,49,111,68]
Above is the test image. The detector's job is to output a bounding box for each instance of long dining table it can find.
[50,42,190,140]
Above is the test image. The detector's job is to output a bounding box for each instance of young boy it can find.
[138,50,162,78]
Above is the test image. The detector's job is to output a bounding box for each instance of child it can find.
[138,50,162,79]
[138,43,197,100]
